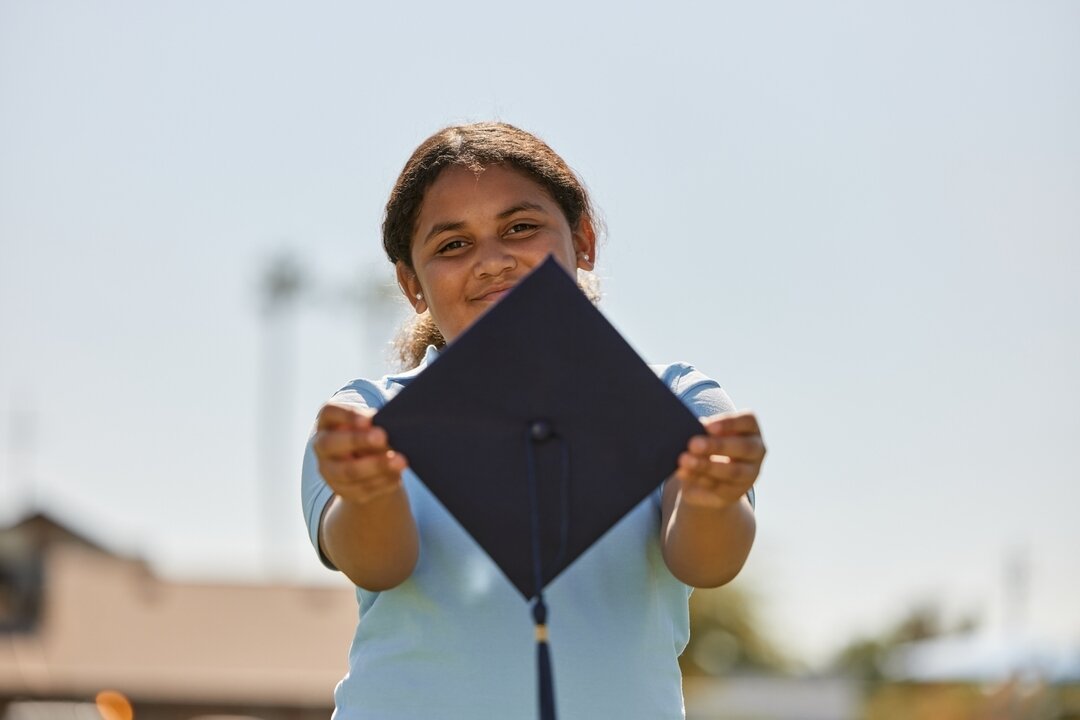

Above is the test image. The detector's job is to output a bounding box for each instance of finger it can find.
[314,426,389,461]
[324,459,402,503]
[687,434,766,462]
[325,450,407,487]
[317,402,373,431]
[702,409,761,436]
[675,459,747,508]
[678,452,759,485]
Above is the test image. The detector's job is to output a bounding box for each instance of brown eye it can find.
[437,239,467,254]
[507,223,537,235]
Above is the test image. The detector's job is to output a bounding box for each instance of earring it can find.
[579,252,590,262]
[415,293,423,300]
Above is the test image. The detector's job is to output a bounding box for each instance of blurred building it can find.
[871,632,1080,720]
[18,511,1073,720]
[684,674,859,720]
[0,512,870,720]
[0,512,356,720]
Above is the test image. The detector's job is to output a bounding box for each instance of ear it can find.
[572,218,597,271]
[396,261,427,314]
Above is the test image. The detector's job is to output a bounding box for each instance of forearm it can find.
[320,487,419,591]
[661,481,756,588]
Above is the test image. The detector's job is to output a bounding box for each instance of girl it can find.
[301,122,765,720]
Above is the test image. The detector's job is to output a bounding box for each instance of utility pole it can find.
[257,251,305,577]
[256,252,404,578]
[1003,545,1029,638]
[6,391,38,514]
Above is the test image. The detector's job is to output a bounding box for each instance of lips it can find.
[472,283,516,302]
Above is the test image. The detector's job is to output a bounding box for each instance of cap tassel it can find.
[533,598,555,720]
[525,423,567,720]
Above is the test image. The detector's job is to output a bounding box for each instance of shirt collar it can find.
[384,344,441,385]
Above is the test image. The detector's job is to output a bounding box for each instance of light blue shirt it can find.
[301,346,739,720]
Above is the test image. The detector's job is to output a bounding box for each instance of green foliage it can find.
[680,583,791,677]
[829,601,981,688]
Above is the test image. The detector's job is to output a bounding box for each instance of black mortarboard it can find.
[374,256,704,720]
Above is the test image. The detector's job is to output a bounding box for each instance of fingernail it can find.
[690,437,707,454]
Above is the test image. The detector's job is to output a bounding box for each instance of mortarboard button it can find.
[529,420,553,441]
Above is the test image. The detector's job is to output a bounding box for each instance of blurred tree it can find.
[829,601,979,687]
[680,583,791,677]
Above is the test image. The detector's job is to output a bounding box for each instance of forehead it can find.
[417,164,559,223]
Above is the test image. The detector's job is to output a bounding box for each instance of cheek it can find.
[547,235,580,273]
[416,266,462,313]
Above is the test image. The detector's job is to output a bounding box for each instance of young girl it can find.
[301,122,765,720]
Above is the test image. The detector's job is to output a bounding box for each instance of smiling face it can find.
[396,164,596,343]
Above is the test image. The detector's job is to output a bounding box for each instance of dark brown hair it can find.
[383,122,600,368]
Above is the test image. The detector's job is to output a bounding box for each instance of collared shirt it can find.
[301,347,739,720]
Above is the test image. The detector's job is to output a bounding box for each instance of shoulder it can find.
[650,361,720,397]
[329,375,400,412]
[649,361,737,416]
[329,351,434,411]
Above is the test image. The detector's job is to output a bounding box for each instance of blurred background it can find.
[1,1,1077,718]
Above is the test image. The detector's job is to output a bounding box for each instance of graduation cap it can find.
[374,256,704,720]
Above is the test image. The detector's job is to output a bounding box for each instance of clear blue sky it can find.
[1,0,1077,666]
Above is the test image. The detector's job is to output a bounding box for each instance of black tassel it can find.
[533,598,556,720]
[526,425,563,720]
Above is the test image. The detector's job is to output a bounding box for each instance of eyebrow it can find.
[497,201,547,219]
[422,202,550,245]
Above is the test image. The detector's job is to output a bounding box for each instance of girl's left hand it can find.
[675,410,766,510]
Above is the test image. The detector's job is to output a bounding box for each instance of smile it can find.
[473,284,516,302]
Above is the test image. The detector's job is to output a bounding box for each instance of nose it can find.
[473,239,517,278]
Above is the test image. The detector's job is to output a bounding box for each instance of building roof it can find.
[0,512,357,707]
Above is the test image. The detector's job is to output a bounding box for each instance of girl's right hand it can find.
[313,402,408,505]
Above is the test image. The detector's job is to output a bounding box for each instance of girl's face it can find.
[397,164,596,343]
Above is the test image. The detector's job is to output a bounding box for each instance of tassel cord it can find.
[525,425,569,720]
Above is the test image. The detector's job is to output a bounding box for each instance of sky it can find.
[1,0,1077,667]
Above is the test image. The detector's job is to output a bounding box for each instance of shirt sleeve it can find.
[662,363,755,510]
[300,381,386,569]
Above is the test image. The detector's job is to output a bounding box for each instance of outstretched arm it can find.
[660,410,764,588]
[313,403,419,591]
